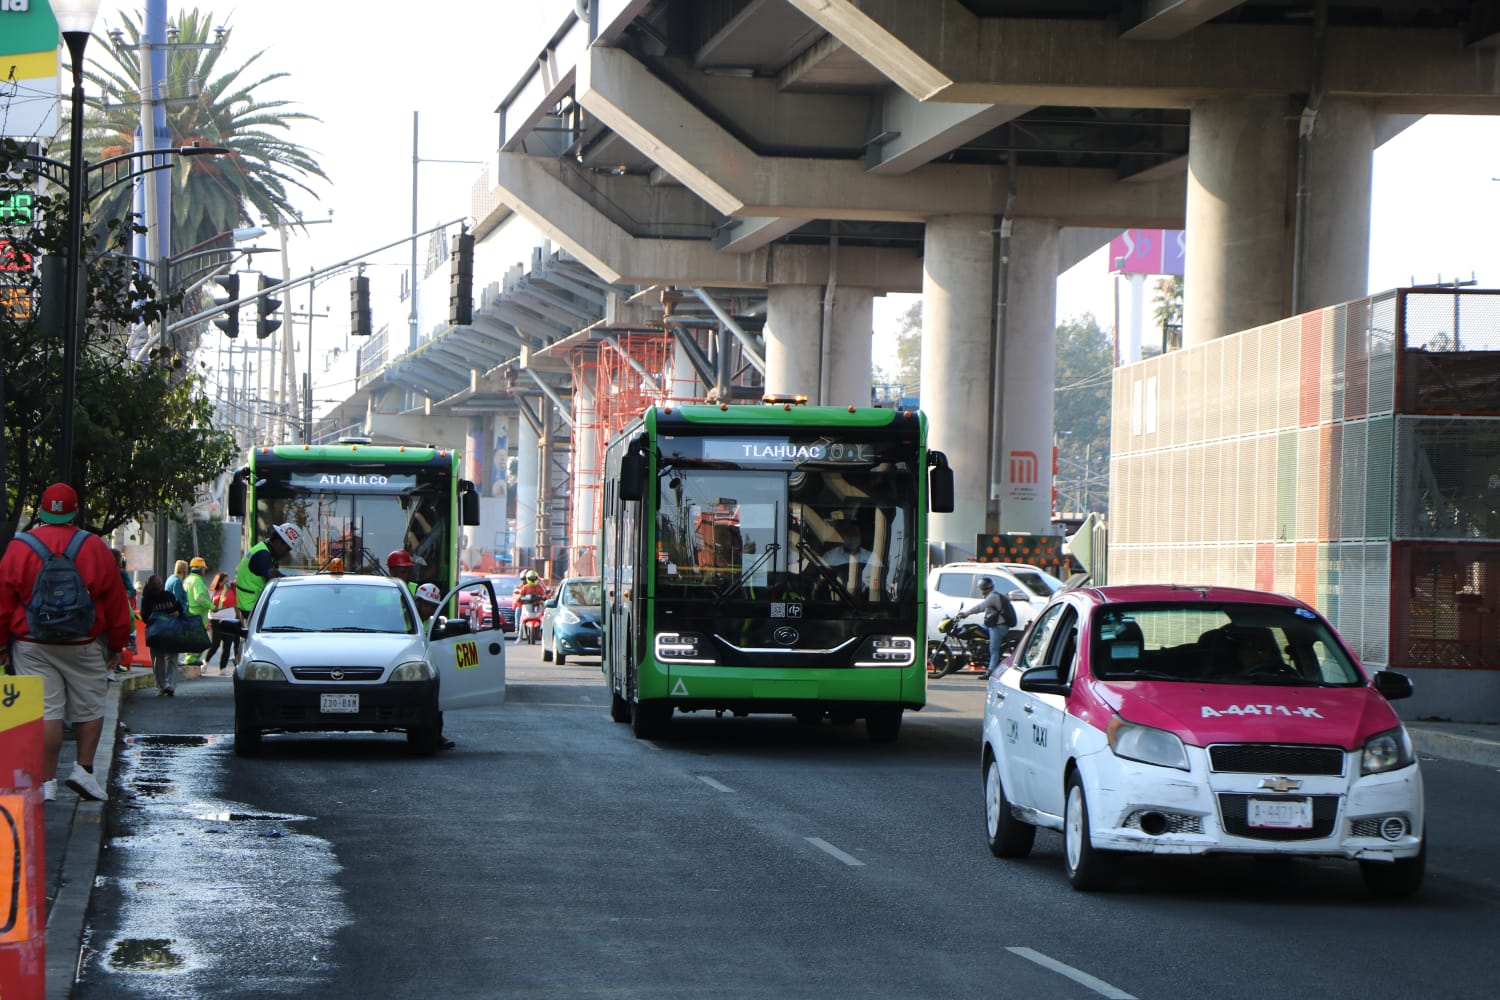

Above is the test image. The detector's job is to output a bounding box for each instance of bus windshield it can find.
[652,462,916,608]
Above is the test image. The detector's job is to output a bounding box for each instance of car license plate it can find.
[1248,797,1313,829]
[320,693,359,714]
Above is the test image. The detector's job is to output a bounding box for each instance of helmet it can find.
[271,522,301,547]
[387,550,414,569]
[978,577,994,592]
[189,556,207,570]
[415,583,442,604]
[524,570,539,583]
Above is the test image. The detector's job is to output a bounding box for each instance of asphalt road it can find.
[69,644,1500,999]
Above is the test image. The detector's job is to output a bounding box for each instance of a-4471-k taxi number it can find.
[1201,704,1324,718]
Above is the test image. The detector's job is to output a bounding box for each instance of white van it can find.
[925,561,1065,643]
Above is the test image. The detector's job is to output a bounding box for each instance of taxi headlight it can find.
[242,660,288,682]
[1107,715,1190,771]
[1361,725,1416,775]
[389,660,434,683]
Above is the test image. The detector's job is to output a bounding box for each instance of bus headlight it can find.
[854,635,916,667]
[242,660,289,682]
[389,660,435,682]
[656,632,714,664]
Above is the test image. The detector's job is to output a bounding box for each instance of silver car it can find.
[230,574,507,755]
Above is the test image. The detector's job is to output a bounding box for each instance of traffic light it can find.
[211,273,240,338]
[256,273,281,340]
[449,229,473,326]
[350,274,372,336]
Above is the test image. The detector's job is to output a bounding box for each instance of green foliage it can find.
[0,140,238,540]
[1054,314,1113,515]
[1153,276,1184,353]
[173,515,226,570]
[873,301,922,395]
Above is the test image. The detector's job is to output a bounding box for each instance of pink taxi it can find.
[981,584,1424,897]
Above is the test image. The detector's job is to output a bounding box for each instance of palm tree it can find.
[77,7,328,250]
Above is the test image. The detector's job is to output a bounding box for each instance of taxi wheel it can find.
[407,724,441,756]
[233,712,261,757]
[984,753,1035,858]
[1361,836,1426,899]
[1064,773,1118,891]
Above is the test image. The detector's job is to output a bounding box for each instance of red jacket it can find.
[0,524,133,651]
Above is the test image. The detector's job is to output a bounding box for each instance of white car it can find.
[926,561,1064,642]
[981,583,1424,897]
[231,574,507,756]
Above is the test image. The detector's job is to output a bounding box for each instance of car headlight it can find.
[558,607,581,625]
[389,659,434,682]
[241,660,289,682]
[1107,715,1190,771]
[1361,725,1416,775]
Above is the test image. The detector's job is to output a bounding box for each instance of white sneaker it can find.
[43,780,56,802]
[64,763,107,801]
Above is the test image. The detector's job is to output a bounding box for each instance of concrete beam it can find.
[1120,0,1247,42]
[715,216,805,253]
[866,86,1032,175]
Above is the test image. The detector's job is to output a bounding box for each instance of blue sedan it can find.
[541,577,602,665]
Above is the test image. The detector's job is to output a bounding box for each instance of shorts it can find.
[11,638,108,723]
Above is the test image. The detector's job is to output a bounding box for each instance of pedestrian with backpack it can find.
[0,483,132,802]
[138,574,186,697]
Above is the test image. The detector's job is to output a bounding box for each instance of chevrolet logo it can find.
[1259,776,1302,793]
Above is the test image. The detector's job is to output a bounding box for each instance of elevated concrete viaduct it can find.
[405,1,1500,569]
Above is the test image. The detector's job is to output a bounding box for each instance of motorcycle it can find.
[514,592,544,644]
[926,616,1023,678]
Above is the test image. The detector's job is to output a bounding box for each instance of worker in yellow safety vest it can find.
[236,522,301,621]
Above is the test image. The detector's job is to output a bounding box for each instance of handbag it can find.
[145,611,211,654]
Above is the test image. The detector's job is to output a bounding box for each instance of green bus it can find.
[601,400,954,742]
[228,443,481,592]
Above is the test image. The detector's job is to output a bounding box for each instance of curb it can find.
[1409,727,1500,770]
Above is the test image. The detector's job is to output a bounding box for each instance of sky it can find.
[78,3,1500,382]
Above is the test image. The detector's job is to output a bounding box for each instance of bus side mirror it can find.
[227,468,248,519]
[929,451,954,513]
[619,436,647,502]
[460,480,480,526]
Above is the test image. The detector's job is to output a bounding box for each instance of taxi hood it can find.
[1091,680,1402,750]
[248,631,425,670]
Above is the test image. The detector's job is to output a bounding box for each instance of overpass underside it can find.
[447,0,1500,565]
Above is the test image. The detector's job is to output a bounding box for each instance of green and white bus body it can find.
[228,443,481,593]
[601,403,954,743]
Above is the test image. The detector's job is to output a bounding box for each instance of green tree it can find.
[78,8,328,252]
[1054,314,1113,515]
[1153,275,1183,354]
[0,144,237,543]
[873,301,921,397]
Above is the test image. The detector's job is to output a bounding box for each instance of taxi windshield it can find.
[260,583,418,634]
[1092,603,1365,686]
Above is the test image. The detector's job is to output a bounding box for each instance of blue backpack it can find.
[17,530,96,641]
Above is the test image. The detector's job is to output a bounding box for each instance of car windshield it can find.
[561,580,601,606]
[1091,602,1365,686]
[260,583,417,634]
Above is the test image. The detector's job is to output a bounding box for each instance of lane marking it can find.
[1007,947,1137,1000]
[805,837,865,867]
[697,775,734,793]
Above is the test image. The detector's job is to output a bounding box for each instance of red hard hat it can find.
[386,550,414,568]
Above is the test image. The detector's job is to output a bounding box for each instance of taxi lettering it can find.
[1200,704,1323,719]
[454,640,480,669]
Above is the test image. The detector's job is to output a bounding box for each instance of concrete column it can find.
[764,285,823,400]
[671,338,699,401]
[572,376,599,575]
[825,286,874,407]
[1302,98,1374,311]
[921,214,995,551]
[515,414,539,571]
[1183,97,1296,345]
[999,217,1059,537]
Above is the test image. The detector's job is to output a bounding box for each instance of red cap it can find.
[387,549,414,568]
[38,482,78,524]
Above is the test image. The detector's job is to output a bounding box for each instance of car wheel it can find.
[984,752,1035,858]
[555,642,567,666]
[631,699,671,740]
[407,724,441,756]
[233,709,261,758]
[1361,836,1426,899]
[1064,772,1117,891]
[865,707,902,743]
[542,640,553,662]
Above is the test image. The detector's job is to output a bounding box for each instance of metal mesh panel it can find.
[1344,297,1370,420]
[1173,350,1190,448]
[1295,542,1317,605]
[1169,448,1188,545]
[1275,543,1296,595]
[1279,318,1300,429]
[1399,289,1500,415]
[1391,543,1500,669]
[1296,427,1319,541]
[1187,346,1205,445]
[1361,543,1390,666]
[1276,430,1298,542]
[1393,416,1500,540]
[1369,292,1397,416]
[1235,438,1255,543]
[1325,423,1342,541]
[1320,307,1339,425]
[1256,436,1277,540]
[1330,302,1346,423]
[1340,421,1367,541]
[1234,543,1255,589]
[1320,543,1340,625]
[1364,416,1394,541]
[1300,312,1321,428]
[1336,543,1365,656]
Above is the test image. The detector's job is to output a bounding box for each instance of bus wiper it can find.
[792,531,859,611]
[714,543,780,605]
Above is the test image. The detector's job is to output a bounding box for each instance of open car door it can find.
[430,579,506,709]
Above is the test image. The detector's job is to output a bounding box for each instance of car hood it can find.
[1090,680,1401,750]
[246,631,425,669]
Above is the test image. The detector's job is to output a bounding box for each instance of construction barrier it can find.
[0,674,45,1000]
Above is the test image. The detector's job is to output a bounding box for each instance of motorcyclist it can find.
[954,577,1016,677]
[514,570,546,642]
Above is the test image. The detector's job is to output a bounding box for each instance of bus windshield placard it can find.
[288,473,418,493]
[669,437,876,466]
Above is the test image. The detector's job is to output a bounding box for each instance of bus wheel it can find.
[631,699,671,740]
[866,707,902,743]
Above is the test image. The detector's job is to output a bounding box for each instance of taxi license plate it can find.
[1248,797,1313,829]
[320,693,359,714]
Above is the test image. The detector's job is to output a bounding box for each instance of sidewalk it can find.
[37,678,1500,998]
